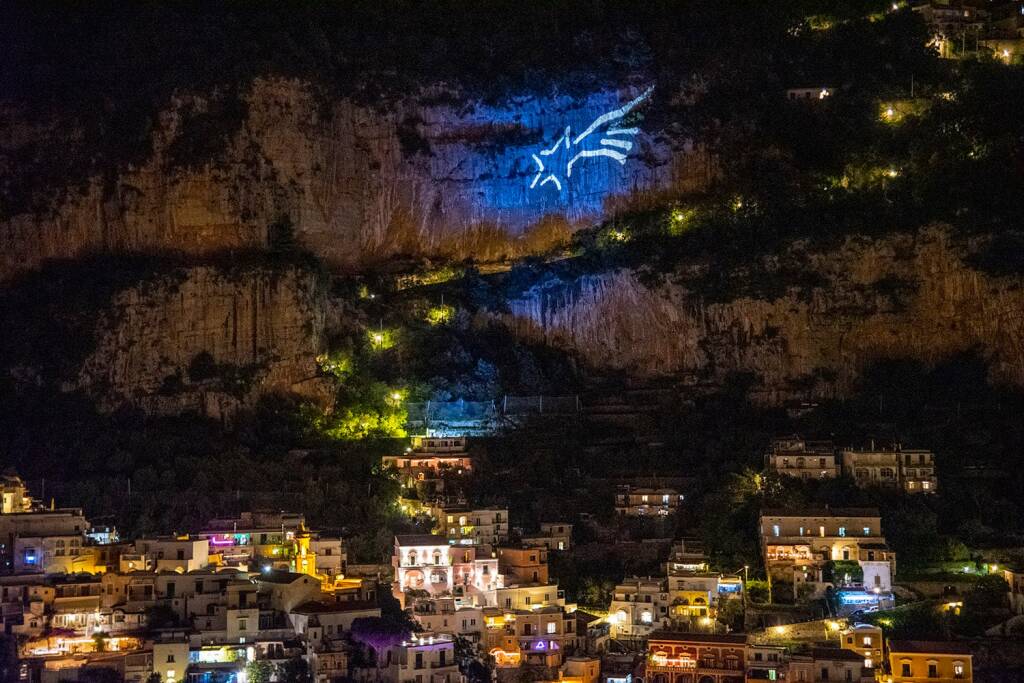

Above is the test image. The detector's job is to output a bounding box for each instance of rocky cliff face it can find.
[496,227,1024,401]
[1,79,709,280]
[4,262,327,420]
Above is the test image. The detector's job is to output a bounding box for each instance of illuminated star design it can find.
[530,86,653,192]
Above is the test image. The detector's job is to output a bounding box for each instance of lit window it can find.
[819,526,825,537]
[641,495,649,503]
[773,525,780,537]
[640,611,653,624]
[953,662,965,679]
[839,527,846,537]
[864,658,872,669]
[863,527,871,536]
[546,622,556,634]
[662,495,669,504]
[799,527,805,536]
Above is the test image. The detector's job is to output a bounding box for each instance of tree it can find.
[967,574,1009,609]
[746,579,771,604]
[454,635,491,683]
[276,657,312,683]
[245,660,273,683]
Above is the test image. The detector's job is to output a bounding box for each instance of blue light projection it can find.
[415,85,671,235]
[529,86,653,193]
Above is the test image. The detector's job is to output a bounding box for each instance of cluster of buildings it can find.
[0,474,436,683]
[384,438,590,683]
[640,628,971,683]
[759,507,896,610]
[606,541,742,641]
[766,437,937,494]
[913,0,1024,61]
[4,419,981,683]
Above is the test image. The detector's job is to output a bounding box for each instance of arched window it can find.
[432,550,442,565]
[407,551,417,566]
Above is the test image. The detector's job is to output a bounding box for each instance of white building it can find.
[381,633,464,683]
[132,537,210,573]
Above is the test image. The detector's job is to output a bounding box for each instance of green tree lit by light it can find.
[316,350,353,379]
[367,328,396,350]
[425,304,454,326]
[667,207,698,236]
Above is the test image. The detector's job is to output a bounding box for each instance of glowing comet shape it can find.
[529,86,653,191]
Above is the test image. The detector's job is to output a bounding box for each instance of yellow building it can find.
[840,623,882,671]
[887,641,971,682]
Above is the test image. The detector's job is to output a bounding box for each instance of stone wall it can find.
[0,79,711,280]
[496,227,1024,400]
[72,264,326,419]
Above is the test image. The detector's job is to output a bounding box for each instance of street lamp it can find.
[743,565,749,583]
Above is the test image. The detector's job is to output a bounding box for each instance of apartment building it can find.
[392,535,502,607]
[888,641,972,682]
[521,522,572,551]
[383,437,475,497]
[432,505,509,547]
[132,536,210,573]
[840,446,937,494]
[497,546,549,585]
[608,577,670,638]
[614,487,684,517]
[645,631,747,683]
[766,436,839,480]
[381,633,465,683]
[0,507,91,573]
[841,623,883,671]
[759,508,895,606]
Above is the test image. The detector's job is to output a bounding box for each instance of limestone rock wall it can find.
[497,227,1024,400]
[0,79,710,280]
[75,264,327,418]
